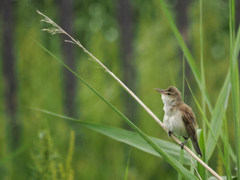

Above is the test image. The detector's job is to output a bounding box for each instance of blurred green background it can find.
[0,0,239,179]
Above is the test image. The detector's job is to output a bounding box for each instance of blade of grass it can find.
[199,2,207,178]
[186,80,232,179]
[158,0,213,113]
[229,0,240,178]
[36,11,223,179]
[157,0,239,162]
[231,0,235,42]
[29,107,196,166]
[220,133,236,163]
[186,79,224,158]
[30,40,198,179]
[199,0,206,143]
[178,55,185,180]
[206,26,240,159]
[221,106,232,180]
[182,57,186,108]
[206,74,231,159]
[29,107,193,163]
[124,148,131,180]
[197,130,206,180]
[178,137,185,180]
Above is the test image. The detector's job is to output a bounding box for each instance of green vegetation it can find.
[0,0,239,179]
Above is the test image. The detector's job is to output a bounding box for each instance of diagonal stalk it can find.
[36,10,223,180]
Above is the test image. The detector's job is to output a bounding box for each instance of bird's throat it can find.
[162,95,182,115]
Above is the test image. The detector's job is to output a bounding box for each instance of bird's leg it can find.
[180,136,190,149]
[168,131,173,137]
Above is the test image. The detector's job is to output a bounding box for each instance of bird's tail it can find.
[190,137,202,158]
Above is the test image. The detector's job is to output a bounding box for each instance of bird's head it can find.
[155,86,182,105]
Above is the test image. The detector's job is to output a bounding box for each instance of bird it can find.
[155,86,202,158]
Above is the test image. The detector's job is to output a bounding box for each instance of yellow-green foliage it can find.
[0,0,237,179]
[31,127,58,180]
[59,130,75,180]
[216,149,224,176]
[31,128,75,180]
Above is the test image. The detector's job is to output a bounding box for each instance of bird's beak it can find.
[155,88,166,95]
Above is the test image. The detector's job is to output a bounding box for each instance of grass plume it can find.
[36,9,223,180]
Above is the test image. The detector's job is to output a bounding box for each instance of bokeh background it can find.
[1,0,240,179]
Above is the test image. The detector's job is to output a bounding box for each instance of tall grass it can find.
[229,0,240,179]
[31,127,75,180]
[32,36,199,179]
[28,0,240,179]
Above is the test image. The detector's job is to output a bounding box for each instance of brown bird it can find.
[155,86,202,158]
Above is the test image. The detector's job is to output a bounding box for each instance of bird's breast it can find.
[163,107,188,137]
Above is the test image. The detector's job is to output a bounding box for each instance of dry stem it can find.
[36,10,223,180]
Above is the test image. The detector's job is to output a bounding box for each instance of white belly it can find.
[163,109,188,137]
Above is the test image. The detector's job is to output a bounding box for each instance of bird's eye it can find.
[167,93,170,95]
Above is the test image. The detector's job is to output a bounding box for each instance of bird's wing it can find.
[179,104,198,142]
[179,103,202,157]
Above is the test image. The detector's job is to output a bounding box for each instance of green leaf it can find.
[199,0,207,152]
[207,24,240,160]
[124,148,131,180]
[29,107,192,165]
[178,55,185,180]
[177,137,185,180]
[229,0,240,175]
[197,129,206,180]
[186,80,226,168]
[156,0,238,162]
[227,137,237,163]
[222,106,232,180]
[206,74,231,159]
[33,38,199,179]
[158,0,213,113]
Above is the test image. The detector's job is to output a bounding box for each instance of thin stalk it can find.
[178,56,185,180]
[186,80,232,179]
[199,2,207,179]
[199,0,206,139]
[222,106,232,180]
[124,148,131,180]
[36,10,223,180]
[182,56,185,101]
[158,0,213,113]
[229,1,240,179]
[31,40,198,180]
[232,0,235,42]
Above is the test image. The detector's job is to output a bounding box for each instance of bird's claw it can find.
[168,131,173,137]
[180,143,185,149]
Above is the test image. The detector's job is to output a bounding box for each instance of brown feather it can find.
[179,103,202,157]
[157,86,203,157]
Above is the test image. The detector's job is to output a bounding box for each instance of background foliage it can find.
[0,0,239,179]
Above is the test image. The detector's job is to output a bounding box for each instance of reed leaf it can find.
[31,40,198,179]
[158,0,213,113]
